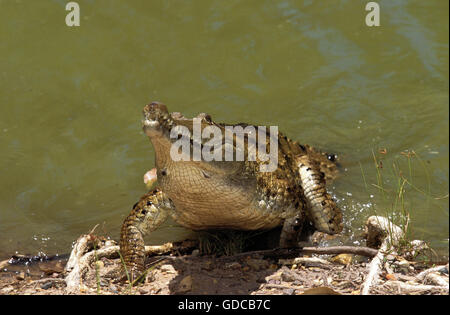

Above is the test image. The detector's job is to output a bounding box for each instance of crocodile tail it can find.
[296,155,343,234]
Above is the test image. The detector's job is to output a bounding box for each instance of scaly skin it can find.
[119,102,343,282]
[119,189,173,282]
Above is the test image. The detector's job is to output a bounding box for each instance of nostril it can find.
[148,101,168,113]
[327,154,337,162]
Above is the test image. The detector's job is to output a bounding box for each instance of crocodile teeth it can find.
[143,119,160,128]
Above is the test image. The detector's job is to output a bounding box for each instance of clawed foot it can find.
[123,267,148,285]
[110,265,147,286]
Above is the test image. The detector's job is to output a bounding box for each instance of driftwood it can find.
[416,264,448,282]
[223,245,378,261]
[64,234,174,293]
[361,216,404,295]
[382,280,448,294]
[301,246,378,257]
[360,216,449,295]
[65,235,118,293]
[415,264,449,287]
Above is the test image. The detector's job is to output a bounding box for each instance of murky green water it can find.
[0,0,448,260]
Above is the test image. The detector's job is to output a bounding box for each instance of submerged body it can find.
[120,102,343,281]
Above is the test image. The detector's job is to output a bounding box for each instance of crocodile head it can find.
[142,102,174,138]
[142,101,253,168]
[141,102,256,229]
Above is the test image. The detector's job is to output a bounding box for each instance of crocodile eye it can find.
[203,114,212,122]
[146,201,152,206]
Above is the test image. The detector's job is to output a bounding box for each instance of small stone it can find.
[191,249,200,257]
[281,269,297,282]
[330,254,352,265]
[16,272,25,280]
[283,288,295,295]
[397,259,410,267]
[385,254,396,261]
[139,288,149,294]
[109,284,118,294]
[160,264,177,274]
[395,259,410,274]
[177,275,193,293]
[246,258,269,271]
[40,281,53,290]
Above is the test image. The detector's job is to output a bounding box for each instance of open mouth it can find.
[142,102,171,134]
[142,118,160,129]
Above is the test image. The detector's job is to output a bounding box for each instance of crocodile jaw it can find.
[142,101,174,139]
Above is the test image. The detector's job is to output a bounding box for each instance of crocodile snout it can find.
[144,101,168,115]
[142,101,172,135]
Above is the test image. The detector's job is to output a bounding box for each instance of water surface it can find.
[0,0,448,259]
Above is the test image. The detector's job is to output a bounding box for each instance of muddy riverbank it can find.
[1,226,448,295]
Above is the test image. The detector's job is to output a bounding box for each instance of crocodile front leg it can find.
[296,155,343,234]
[119,188,174,283]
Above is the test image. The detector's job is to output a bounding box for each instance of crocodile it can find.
[119,102,343,281]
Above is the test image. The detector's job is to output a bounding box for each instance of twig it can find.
[223,245,378,260]
[263,283,305,291]
[64,235,175,293]
[301,246,378,257]
[381,281,449,294]
[415,264,448,282]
